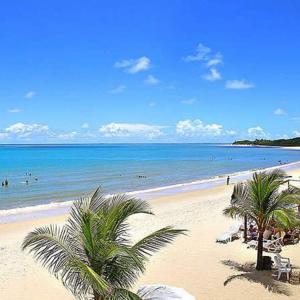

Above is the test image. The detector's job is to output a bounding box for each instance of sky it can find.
[0,0,300,143]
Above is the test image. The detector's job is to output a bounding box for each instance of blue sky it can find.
[0,0,300,143]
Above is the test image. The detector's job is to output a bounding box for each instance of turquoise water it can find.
[0,143,300,211]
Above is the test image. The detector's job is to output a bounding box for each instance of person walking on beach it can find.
[226,176,230,186]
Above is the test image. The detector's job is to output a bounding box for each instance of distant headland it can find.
[233,137,300,147]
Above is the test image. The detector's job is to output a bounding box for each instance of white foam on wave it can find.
[1,160,300,219]
[0,200,74,217]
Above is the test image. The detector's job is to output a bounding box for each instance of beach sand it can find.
[1,168,300,300]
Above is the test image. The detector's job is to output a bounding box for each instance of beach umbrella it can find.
[137,284,196,300]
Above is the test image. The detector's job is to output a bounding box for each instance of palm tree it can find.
[223,170,300,270]
[22,189,186,300]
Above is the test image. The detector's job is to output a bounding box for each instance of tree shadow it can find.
[221,260,300,296]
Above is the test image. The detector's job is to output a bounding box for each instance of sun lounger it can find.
[265,238,283,252]
[274,254,292,281]
[216,224,241,243]
[247,238,282,252]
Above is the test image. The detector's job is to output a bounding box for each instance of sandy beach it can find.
[1,168,300,300]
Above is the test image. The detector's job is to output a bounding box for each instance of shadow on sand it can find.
[222,260,300,296]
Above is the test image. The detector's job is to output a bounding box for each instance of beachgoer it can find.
[248,225,257,240]
[263,226,273,240]
[283,229,294,244]
[4,179,8,187]
[226,176,230,185]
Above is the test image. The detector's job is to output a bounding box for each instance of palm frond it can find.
[109,288,143,300]
[223,205,243,219]
[100,196,152,241]
[67,258,110,296]
[231,182,249,204]
[22,224,78,274]
[132,226,187,257]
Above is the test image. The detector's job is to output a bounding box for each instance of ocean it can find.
[0,143,300,213]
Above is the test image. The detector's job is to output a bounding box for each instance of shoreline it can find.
[1,159,300,224]
[227,144,300,150]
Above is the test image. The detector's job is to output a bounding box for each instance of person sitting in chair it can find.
[263,226,273,240]
[248,225,258,240]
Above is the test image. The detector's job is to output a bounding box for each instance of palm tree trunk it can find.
[243,215,248,243]
[256,231,264,270]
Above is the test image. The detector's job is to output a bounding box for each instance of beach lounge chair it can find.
[216,224,241,243]
[274,254,292,281]
[265,238,283,252]
[247,238,282,252]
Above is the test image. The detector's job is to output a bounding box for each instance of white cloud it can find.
[5,122,49,138]
[203,68,221,81]
[181,98,197,105]
[184,44,223,82]
[57,131,77,139]
[8,108,21,113]
[0,132,9,140]
[0,123,98,142]
[114,56,151,74]
[184,43,211,62]
[81,123,89,129]
[279,134,290,139]
[144,75,160,85]
[25,91,36,99]
[176,119,223,137]
[206,53,223,67]
[109,85,126,94]
[99,122,163,138]
[247,126,267,138]
[274,108,286,115]
[293,130,300,137]
[225,80,254,89]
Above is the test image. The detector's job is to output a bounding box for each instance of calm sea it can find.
[0,143,300,211]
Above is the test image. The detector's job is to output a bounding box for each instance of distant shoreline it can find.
[232,137,300,147]
[227,144,300,150]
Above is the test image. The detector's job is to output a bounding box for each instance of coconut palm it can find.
[223,169,300,270]
[22,189,186,300]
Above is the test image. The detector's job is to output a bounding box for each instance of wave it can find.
[1,160,300,219]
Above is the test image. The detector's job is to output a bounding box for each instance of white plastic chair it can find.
[274,254,292,281]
